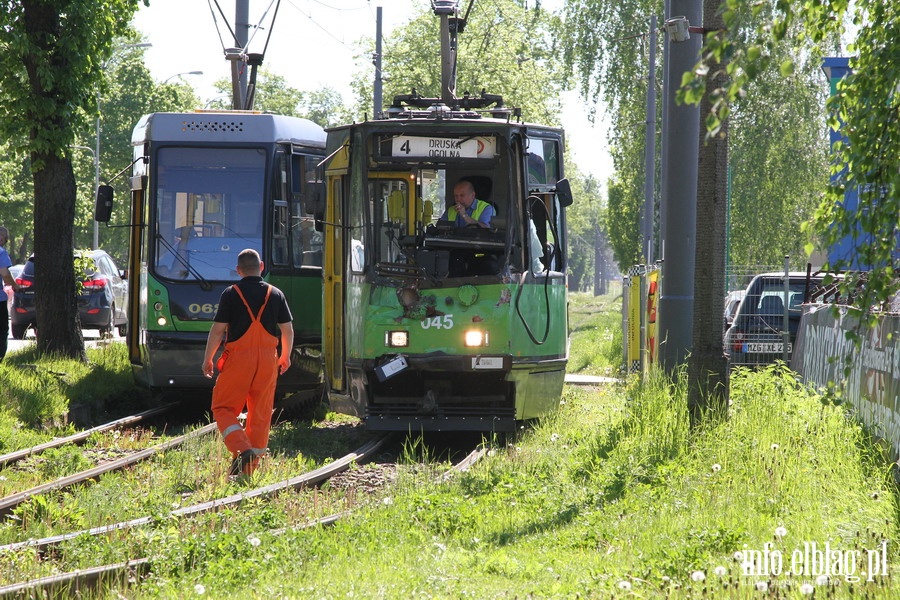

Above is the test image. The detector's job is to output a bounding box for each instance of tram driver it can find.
[440,179,495,229]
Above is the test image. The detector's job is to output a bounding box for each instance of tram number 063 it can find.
[420,315,454,330]
[188,303,219,316]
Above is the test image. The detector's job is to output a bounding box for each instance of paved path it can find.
[564,373,619,385]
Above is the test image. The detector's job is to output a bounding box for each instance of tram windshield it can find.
[153,147,265,281]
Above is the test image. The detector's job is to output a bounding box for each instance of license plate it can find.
[472,356,503,370]
[745,342,792,354]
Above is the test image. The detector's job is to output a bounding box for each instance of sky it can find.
[133,0,612,181]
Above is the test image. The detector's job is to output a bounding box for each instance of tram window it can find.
[419,169,445,228]
[153,147,266,280]
[290,154,323,268]
[368,179,408,264]
[525,137,560,188]
[272,201,289,266]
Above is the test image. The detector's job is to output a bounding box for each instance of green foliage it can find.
[563,162,607,291]
[0,342,136,426]
[209,70,353,128]
[562,0,837,271]
[352,0,565,124]
[0,1,141,159]
[604,175,642,269]
[567,290,622,376]
[0,2,141,359]
[683,0,900,305]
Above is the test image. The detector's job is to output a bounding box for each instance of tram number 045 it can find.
[188,303,219,316]
[420,315,454,330]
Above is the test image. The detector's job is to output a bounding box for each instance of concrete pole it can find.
[374,7,383,118]
[643,15,658,265]
[657,0,702,371]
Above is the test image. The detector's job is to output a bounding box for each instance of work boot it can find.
[229,449,255,477]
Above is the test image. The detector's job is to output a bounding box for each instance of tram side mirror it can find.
[555,178,573,207]
[95,184,114,223]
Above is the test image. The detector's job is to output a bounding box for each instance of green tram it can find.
[322,99,574,432]
[98,111,326,396]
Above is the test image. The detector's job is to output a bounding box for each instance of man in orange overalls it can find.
[202,249,293,477]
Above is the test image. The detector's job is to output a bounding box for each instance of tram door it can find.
[324,174,345,392]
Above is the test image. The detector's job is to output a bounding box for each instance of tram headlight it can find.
[385,330,409,348]
[157,316,167,326]
[464,330,489,347]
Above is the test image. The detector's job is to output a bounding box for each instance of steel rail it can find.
[0,403,175,467]
[0,559,150,599]
[0,422,218,516]
[0,435,486,597]
[0,433,392,554]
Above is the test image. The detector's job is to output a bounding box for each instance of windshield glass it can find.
[153,147,265,281]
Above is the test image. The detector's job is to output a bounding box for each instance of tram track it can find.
[0,436,489,598]
[0,422,218,516]
[0,403,174,468]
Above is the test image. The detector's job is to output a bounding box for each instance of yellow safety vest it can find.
[448,199,489,224]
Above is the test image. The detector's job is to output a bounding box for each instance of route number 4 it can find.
[421,314,454,330]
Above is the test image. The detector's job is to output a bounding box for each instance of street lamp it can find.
[163,71,203,84]
[94,42,152,249]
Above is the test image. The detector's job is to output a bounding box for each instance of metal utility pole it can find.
[374,6,383,118]
[228,0,250,109]
[643,15,658,265]
[657,0,702,371]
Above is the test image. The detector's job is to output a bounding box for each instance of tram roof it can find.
[132,111,326,147]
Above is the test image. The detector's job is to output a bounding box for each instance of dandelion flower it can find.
[815,575,829,586]
[711,463,721,473]
[661,576,671,583]
[194,584,206,595]
[550,433,560,442]
[800,583,814,595]
[774,526,787,538]
[617,581,632,591]
[382,496,394,505]
[771,443,779,451]
[713,565,727,577]
[247,536,261,547]
[733,551,744,562]
[755,581,768,592]
[691,570,705,582]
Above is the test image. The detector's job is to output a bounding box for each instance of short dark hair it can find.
[237,248,261,271]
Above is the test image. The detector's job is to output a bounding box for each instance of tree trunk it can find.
[688,0,729,426]
[32,151,86,361]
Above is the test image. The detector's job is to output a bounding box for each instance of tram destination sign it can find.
[389,135,496,159]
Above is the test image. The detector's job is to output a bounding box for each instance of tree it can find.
[208,70,353,129]
[0,141,34,264]
[562,1,833,274]
[687,0,729,426]
[0,0,140,360]
[682,0,899,311]
[351,0,565,125]
[72,43,198,262]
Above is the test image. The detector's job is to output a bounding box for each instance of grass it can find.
[0,291,897,598]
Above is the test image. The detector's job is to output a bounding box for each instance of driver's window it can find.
[369,179,409,264]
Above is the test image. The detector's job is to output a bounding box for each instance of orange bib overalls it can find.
[211,284,278,474]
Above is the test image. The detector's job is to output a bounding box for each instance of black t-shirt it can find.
[213,276,293,342]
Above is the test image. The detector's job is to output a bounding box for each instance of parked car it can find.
[723,289,745,333]
[11,250,127,339]
[4,264,23,316]
[724,271,836,368]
